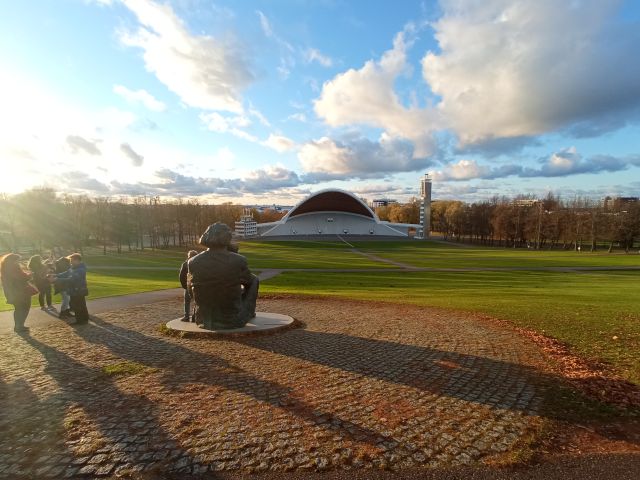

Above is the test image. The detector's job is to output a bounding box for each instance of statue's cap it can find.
[199,222,232,247]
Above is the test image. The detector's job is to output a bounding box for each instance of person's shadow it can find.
[11,331,208,478]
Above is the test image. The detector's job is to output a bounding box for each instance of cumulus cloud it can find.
[314,25,439,157]
[304,48,333,67]
[66,135,101,156]
[522,149,640,178]
[298,133,430,179]
[120,142,144,166]
[314,1,640,161]
[62,171,110,193]
[432,149,640,181]
[111,164,302,196]
[113,84,166,111]
[200,112,258,142]
[120,0,253,113]
[422,0,640,146]
[262,134,296,153]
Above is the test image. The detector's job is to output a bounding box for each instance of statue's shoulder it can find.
[229,251,248,264]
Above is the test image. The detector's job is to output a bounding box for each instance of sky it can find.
[0,0,639,205]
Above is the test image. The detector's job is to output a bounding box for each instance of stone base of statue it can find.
[165,312,295,336]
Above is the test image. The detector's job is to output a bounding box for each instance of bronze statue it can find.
[188,223,259,329]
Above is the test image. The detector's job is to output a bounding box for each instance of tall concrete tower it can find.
[418,173,432,239]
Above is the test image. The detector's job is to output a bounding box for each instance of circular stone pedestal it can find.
[166,312,295,336]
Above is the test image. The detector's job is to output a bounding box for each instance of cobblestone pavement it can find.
[0,298,550,477]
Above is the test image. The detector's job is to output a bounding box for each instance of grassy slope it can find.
[0,242,390,311]
[262,270,640,385]
[2,241,638,384]
[352,240,640,268]
[0,269,178,312]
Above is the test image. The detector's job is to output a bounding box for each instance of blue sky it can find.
[0,0,639,204]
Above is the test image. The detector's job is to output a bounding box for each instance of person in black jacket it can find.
[179,250,199,321]
[51,253,89,325]
[27,255,53,310]
[1,253,38,333]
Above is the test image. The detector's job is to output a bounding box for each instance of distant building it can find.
[234,208,257,238]
[417,174,432,239]
[603,196,639,211]
[512,198,539,207]
[255,189,421,237]
[370,199,398,209]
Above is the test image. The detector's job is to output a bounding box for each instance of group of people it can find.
[0,252,89,333]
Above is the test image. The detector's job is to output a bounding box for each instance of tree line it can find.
[425,194,640,251]
[0,188,282,254]
[1,189,638,254]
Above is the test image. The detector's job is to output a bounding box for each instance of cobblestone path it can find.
[0,298,549,477]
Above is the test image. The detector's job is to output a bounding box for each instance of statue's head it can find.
[199,222,232,248]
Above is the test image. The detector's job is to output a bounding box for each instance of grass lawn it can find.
[262,270,640,385]
[352,240,640,269]
[239,240,392,269]
[83,241,392,270]
[0,269,178,312]
[3,241,638,386]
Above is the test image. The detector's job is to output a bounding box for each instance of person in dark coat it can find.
[54,256,73,319]
[179,250,199,321]
[51,253,89,324]
[27,255,53,310]
[1,253,37,333]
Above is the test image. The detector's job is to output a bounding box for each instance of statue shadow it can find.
[70,315,387,447]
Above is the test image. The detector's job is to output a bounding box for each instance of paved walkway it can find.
[0,297,550,476]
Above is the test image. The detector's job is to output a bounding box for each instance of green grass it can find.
[0,269,178,312]
[3,241,638,387]
[102,361,156,376]
[238,240,392,269]
[352,240,640,269]
[262,270,640,385]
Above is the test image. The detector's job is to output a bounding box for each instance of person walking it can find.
[1,254,38,333]
[51,253,89,324]
[179,250,199,322]
[27,255,53,311]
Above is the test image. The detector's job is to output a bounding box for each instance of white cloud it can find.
[422,0,640,145]
[199,112,258,142]
[113,84,166,112]
[261,134,296,153]
[304,48,333,67]
[430,149,640,181]
[287,112,307,123]
[120,0,253,113]
[314,25,439,157]
[431,159,489,182]
[298,133,429,179]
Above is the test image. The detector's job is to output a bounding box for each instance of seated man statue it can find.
[188,222,259,330]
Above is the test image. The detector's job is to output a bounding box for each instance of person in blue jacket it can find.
[50,253,89,324]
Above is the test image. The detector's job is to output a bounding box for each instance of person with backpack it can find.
[50,253,89,324]
[27,255,53,311]
[54,256,73,319]
[1,253,38,333]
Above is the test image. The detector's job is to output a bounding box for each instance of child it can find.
[27,255,53,310]
[51,253,89,324]
[179,250,199,322]
[54,256,73,319]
